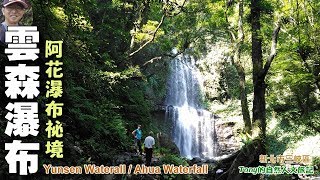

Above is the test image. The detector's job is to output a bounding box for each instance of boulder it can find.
[190,157,203,164]
[157,132,180,155]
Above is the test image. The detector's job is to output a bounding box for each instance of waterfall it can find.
[165,54,217,159]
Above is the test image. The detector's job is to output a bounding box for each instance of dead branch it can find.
[129,14,166,57]
[143,56,162,66]
[142,50,184,68]
[262,21,281,78]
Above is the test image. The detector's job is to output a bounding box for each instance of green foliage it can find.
[266,0,320,118]
[160,154,189,166]
[23,0,320,174]
[266,110,319,155]
[160,155,192,180]
[221,62,240,100]
[266,174,292,180]
[25,0,161,166]
[135,20,165,42]
[313,157,320,175]
[155,147,171,155]
[239,132,254,146]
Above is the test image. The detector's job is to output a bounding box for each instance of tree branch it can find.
[142,50,185,67]
[143,56,162,66]
[262,21,281,77]
[129,14,166,57]
[129,0,187,57]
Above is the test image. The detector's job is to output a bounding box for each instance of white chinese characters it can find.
[4,26,40,175]
[5,102,39,137]
[5,26,39,61]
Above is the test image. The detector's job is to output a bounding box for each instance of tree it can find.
[267,0,320,133]
[226,0,252,134]
[250,0,281,145]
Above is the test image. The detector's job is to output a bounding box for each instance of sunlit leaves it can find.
[100,66,142,86]
[134,20,165,43]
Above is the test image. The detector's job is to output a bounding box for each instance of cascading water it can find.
[165,54,217,159]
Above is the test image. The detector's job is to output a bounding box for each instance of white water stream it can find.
[165,54,217,159]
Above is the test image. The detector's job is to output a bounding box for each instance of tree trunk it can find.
[252,78,267,141]
[251,0,266,144]
[234,42,252,134]
[227,0,252,134]
[251,0,281,149]
[237,64,252,134]
[236,0,252,134]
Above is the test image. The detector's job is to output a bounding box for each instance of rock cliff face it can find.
[157,132,180,155]
[214,119,240,157]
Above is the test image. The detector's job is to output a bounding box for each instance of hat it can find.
[2,0,29,9]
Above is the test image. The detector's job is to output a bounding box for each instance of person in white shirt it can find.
[144,131,155,166]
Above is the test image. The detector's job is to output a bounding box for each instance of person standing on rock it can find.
[132,124,143,155]
[144,131,155,166]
